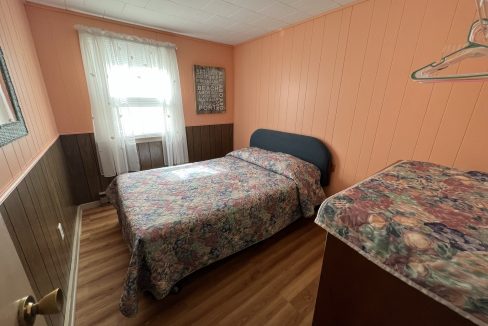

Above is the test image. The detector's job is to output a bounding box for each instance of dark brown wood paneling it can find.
[135,124,234,169]
[60,124,233,202]
[208,125,217,159]
[137,142,152,171]
[192,127,203,162]
[214,125,224,158]
[186,127,195,162]
[0,138,76,326]
[136,141,166,170]
[28,165,69,284]
[3,187,56,298]
[313,235,474,326]
[89,134,113,191]
[77,134,102,201]
[185,123,233,163]
[17,180,65,326]
[200,125,211,161]
[60,134,114,205]
[39,161,71,254]
[60,135,91,204]
[25,172,68,290]
[222,124,233,156]
[17,181,63,292]
[148,141,164,169]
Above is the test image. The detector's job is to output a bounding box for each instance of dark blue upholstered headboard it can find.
[250,129,332,186]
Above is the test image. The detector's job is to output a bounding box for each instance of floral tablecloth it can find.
[315,161,488,325]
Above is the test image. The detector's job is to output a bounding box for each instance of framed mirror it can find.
[0,47,28,147]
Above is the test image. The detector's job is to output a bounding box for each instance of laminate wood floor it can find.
[75,205,326,326]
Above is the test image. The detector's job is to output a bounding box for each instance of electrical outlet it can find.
[57,223,65,240]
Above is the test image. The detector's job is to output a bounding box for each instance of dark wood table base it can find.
[313,235,475,326]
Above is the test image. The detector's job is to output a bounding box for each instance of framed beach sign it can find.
[194,65,226,114]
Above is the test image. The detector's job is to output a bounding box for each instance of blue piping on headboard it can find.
[250,129,332,186]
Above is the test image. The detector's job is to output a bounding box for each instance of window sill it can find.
[135,136,162,144]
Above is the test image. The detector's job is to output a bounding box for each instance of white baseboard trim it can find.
[64,200,100,326]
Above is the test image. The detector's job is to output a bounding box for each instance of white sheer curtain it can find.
[77,26,189,177]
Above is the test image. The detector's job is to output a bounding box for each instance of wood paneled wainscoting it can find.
[0,139,77,326]
[186,123,233,162]
[61,123,234,205]
[60,133,114,205]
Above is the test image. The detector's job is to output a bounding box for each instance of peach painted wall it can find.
[234,0,488,195]
[0,0,58,200]
[25,3,234,134]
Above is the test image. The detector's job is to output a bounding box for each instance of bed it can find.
[107,129,332,317]
[313,160,488,325]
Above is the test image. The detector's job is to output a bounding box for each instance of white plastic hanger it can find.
[411,0,488,82]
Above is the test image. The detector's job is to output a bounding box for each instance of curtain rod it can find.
[74,25,177,49]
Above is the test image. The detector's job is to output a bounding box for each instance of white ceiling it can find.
[27,0,355,45]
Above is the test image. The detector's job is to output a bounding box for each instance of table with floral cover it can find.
[315,160,488,325]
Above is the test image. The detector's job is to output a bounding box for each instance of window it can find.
[78,26,189,176]
[107,62,172,139]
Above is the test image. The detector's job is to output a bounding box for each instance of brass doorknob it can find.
[18,288,63,326]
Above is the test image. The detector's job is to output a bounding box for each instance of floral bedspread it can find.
[315,160,488,325]
[107,147,325,317]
